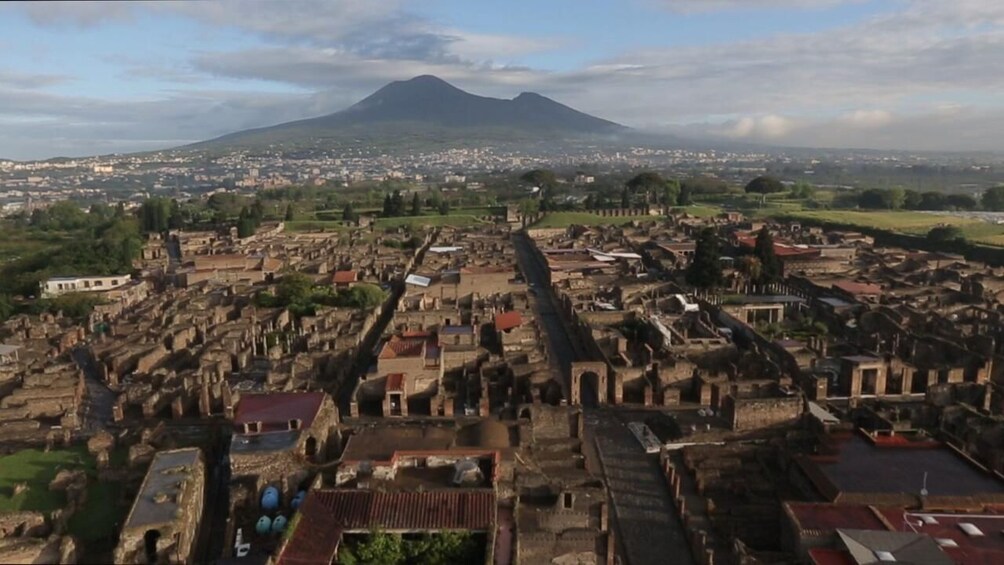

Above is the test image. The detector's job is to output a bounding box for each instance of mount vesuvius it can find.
[190,75,627,150]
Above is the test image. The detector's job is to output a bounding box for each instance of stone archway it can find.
[570,361,607,406]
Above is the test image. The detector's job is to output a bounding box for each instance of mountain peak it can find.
[193,76,626,149]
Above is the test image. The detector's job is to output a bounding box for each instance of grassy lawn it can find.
[0,447,95,512]
[532,212,666,228]
[0,446,129,543]
[67,480,125,541]
[285,220,351,232]
[775,209,1004,247]
[672,204,721,218]
[374,215,485,229]
[0,227,70,264]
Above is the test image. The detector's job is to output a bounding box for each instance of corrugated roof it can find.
[234,392,325,432]
[310,489,495,531]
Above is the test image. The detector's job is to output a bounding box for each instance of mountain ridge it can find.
[189,75,626,150]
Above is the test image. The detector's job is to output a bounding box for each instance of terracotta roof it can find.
[234,392,325,433]
[786,502,887,535]
[309,489,495,531]
[460,265,510,275]
[386,373,405,392]
[736,236,821,258]
[332,270,357,284]
[379,336,426,359]
[276,494,342,565]
[832,280,882,295]
[808,548,857,565]
[494,311,523,332]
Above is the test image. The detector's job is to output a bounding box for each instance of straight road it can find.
[512,232,694,565]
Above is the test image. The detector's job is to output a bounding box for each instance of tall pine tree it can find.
[753,226,782,284]
[686,228,724,288]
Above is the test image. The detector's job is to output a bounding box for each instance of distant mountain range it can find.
[189,75,628,151]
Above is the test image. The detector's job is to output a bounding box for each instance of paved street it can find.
[512,233,694,565]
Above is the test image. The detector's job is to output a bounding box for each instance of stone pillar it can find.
[113,397,125,423]
[849,368,862,398]
[875,365,888,397]
[171,395,185,419]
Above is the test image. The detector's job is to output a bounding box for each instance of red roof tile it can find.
[332,270,357,284]
[786,502,887,534]
[379,336,426,359]
[809,548,857,565]
[309,489,495,531]
[234,392,325,433]
[386,373,405,392]
[832,280,882,295]
[495,311,523,332]
[276,493,342,565]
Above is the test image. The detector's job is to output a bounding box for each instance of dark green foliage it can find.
[206,192,248,217]
[32,293,104,322]
[0,294,12,323]
[236,207,257,238]
[0,216,142,297]
[520,169,557,190]
[339,531,480,565]
[744,176,785,195]
[685,228,724,288]
[903,189,923,210]
[790,181,815,199]
[284,204,296,222]
[342,202,356,222]
[983,186,1004,211]
[620,187,630,208]
[927,225,965,243]
[945,193,978,210]
[139,197,172,232]
[29,201,90,231]
[753,226,782,283]
[256,273,387,317]
[410,192,422,216]
[437,200,450,215]
[681,176,730,195]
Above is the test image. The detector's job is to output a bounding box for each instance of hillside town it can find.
[2,198,1004,565]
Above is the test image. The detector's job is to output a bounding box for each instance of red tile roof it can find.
[786,502,887,535]
[832,280,882,295]
[495,311,523,332]
[276,493,342,565]
[332,270,357,284]
[736,236,821,258]
[234,392,325,433]
[310,489,495,531]
[379,336,426,359]
[278,490,495,565]
[808,548,857,565]
[386,373,405,392]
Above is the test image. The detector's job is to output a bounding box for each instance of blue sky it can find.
[1,0,1003,159]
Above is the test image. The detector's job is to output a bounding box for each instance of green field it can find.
[532,212,667,229]
[0,228,69,264]
[775,210,1004,246]
[374,214,486,229]
[672,205,722,218]
[0,446,128,542]
[0,447,95,511]
[285,220,351,232]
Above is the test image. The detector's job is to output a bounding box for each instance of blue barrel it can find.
[291,491,306,510]
[255,516,272,535]
[260,486,280,511]
[271,514,288,533]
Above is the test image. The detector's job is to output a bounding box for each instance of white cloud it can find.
[657,0,866,13]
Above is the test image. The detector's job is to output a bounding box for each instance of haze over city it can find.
[2,0,1004,159]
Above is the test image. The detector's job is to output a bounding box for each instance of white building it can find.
[41,275,130,298]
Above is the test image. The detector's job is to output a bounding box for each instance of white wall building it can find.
[41,275,130,298]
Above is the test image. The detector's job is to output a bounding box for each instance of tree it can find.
[250,199,265,224]
[437,200,450,215]
[859,188,893,209]
[520,169,557,191]
[0,294,13,323]
[139,197,171,232]
[927,225,965,243]
[340,532,405,565]
[946,193,978,210]
[518,199,539,227]
[983,186,1004,211]
[342,202,356,222]
[344,283,387,309]
[753,226,782,283]
[918,191,947,211]
[284,204,295,221]
[686,228,724,288]
[790,181,815,199]
[682,176,730,195]
[904,189,923,210]
[410,192,422,216]
[236,206,257,238]
[620,187,630,209]
[626,172,672,206]
[276,272,315,306]
[744,175,785,195]
[391,190,405,217]
[382,193,393,217]
[738,256,763,283]
[168,199,185,229]
[888,187,906,210]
